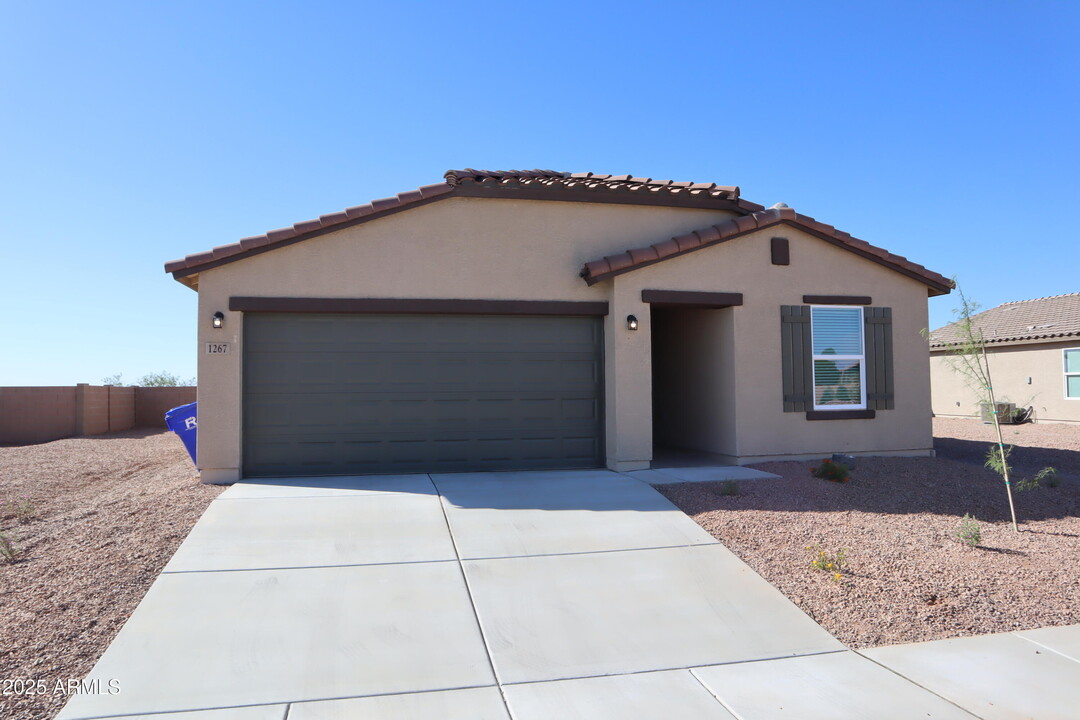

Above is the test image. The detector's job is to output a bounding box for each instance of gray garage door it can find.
[242,313,604,477]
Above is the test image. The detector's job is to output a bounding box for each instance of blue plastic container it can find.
[165,401,198,467]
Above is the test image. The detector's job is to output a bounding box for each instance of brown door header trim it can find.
[641,290,744,309]
[229,297,610,316]
[803,295,873,305]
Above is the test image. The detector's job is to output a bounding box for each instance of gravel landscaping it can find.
[0,431,222,720]
[659,417,1080,650]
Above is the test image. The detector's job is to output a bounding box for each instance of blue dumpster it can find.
[165,402,198,467]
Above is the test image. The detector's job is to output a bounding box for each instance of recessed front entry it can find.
[650,305,738,462]
[242,313,604,476]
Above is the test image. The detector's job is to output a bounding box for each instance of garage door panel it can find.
[244,434,604,476]
[247,397,601,433]
[243,313,604,476]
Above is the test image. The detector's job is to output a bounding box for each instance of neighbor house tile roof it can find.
[580,205,953,296]
[164,169,948,297]
[929,292,1080,348]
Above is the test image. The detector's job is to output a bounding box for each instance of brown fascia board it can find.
[581,208,952,297]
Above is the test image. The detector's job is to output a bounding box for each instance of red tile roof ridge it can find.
[579,206,952,296]
[999,291,1080,306]
[445,169,740,198]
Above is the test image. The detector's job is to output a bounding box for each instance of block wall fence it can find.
[0,385,196,445]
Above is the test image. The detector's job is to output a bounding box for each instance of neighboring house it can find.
[929,293,1080,424]
[165,169,951,483]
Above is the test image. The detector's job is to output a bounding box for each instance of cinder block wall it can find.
[135,387,197,429]
[0,385,197,445]
[75,385,110,436]
[0,387,78,444]
[108,386,136,432]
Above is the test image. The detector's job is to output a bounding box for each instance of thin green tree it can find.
[931,282,1019,532]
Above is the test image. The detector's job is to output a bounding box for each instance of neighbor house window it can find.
[811,306,866,410]
[1066,349,1080,399]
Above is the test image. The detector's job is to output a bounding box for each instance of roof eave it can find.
[930,333,1080,352]
[582,213,952,297]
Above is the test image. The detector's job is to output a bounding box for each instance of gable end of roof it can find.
[164,169,757,282]
[580,207,952,296]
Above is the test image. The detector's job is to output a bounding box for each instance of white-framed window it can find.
[811,306,866,410]
[1065,348,1080,399]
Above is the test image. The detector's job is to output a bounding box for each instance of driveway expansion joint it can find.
[428,474,515,719]
[852,648,984,719]
[1014,630,1080,664]
[497,649,851,688]
[159,557,459,575]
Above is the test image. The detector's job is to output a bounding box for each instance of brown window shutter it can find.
[864,307,894,410]
[781,305,813,411]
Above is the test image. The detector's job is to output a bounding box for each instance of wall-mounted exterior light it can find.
[212,312,225,329]
[627,315,638,331]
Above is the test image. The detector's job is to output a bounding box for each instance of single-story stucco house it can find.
[930,292,1080,424]
[165,169,952,483]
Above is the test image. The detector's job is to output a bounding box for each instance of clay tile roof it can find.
[579,207,952,297]
[929,292,1080,348]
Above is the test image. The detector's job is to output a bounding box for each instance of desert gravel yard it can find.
[659,417,1080,650]
[0,431,222,720]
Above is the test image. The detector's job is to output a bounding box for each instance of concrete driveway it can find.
[59,470,1080,719]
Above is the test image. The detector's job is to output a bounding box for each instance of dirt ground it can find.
[659,417,1080,650]
[0,431,222,720]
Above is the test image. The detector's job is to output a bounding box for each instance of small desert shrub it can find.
[1016,467,1060,492]
[4,496,37,520]
[811,459,850,483]
[717,480,739,496]
[956,514,981,547]
[0,531,19,564]
[806,545,847,582]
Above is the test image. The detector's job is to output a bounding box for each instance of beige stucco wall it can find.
[192,195,938,482]
[614,225,935,463]
[931,342,1080,424]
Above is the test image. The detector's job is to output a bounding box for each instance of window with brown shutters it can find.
[781,305,893,416]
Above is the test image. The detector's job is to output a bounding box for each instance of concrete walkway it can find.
[59,470,1080,719]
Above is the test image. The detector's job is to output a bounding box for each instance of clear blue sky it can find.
[2,2,1077,386]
